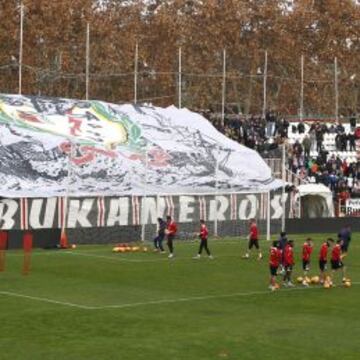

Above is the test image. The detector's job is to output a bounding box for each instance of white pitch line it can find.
[90,282,360,310]
[0,291,94,310]
[63,250,248,263]
[3,282,358,311]
[64,251,169,263]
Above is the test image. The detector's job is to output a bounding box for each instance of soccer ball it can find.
[143,247,148,252]
[311,276,320,284]
[296,276,304,284]
[71,244,77,249]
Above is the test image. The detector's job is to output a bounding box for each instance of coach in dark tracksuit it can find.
[338,225,351,255]
[154,218,166,252]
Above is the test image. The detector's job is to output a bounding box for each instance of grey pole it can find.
[134,42,138,104]
[178,47,182,108]
[18,2,24,95]
[334,57,339,122]
[262,50,268,119]
[300,55,304,121]
[85,23,90,100]
[221,48,226,128]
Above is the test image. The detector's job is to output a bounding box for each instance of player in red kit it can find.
[283,240,295,287]
[331,239,346,285]
[243,219,262,260]
[302,238,313,276]
[193,220,213,259]
[165,215,177,259]
[319,238,334,284]
[269,240,281,291]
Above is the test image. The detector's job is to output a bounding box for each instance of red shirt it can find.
[302,242,313,261]
[331,244,341,262]
[199,224,208,240]
[249,223,258,240]
[269,247,281,267]
[319,243,328,261]
[167,221,177,235]
[284,244,294,266]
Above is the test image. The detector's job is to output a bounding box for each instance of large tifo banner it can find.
[0,193,288,230]
[0,95,281,198]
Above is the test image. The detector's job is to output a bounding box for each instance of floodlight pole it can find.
[300,55,304,121]
[134,42,138,105]
[221,48,226,128]
[61,140,76,248]
[334,57,339,122]
[85,23,90,101]
[262,50,268,119]
[267,191,271,241]
[141,144,149,242]
[178,47,182,108]
[281,143,286,232]
[18,2,24,95]
[214,145,220,237]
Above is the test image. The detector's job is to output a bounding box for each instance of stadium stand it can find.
[200,111,360,213]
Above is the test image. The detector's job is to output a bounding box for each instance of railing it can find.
[263,158,308,186]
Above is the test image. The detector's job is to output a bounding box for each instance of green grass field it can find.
[1,233,359,360]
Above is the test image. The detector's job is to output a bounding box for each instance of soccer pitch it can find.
[1,233,359,360]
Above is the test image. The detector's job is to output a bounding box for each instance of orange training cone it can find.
[60,229,69,249]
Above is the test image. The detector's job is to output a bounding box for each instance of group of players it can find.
[153,216,351,291]
[153,216,212,259]
[242,219,351,291]
[267,227,351,291]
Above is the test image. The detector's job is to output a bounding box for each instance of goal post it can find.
[141,190,282,245]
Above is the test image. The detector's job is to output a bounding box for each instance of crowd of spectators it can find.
[287,119,360,206]
[201,110,360,206]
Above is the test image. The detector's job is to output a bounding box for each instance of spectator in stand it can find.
[352,180,360,198]
[283,118,290,138]
[310,160,319,175]
[336,121,345,134]
[297,121,305,134]
[315,126,324,153]
[302,135,311,159]
[350,114,357,131]
[329,172,338,192]
[355,127,360,139]
[266,111,276,138]
[328,124,337,134]
[340,132,348,151]
[348,131,356,151]
[335,133,342,151]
